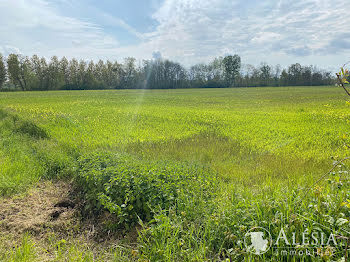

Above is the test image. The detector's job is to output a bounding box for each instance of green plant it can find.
[2,87,350,260]
[76,152,216,229]
[15,120,49,139]
[7,234,36,262]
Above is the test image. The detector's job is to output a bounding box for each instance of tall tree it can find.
[48,56,64,90]
[7,54,28,90]
[121,57,137,89]
[31,55,49,90]
[288,63,302,86]
[59,57,69,88]
[274,65,281,86]
[223,55,241,87]
[1,53,335,90]
[78,60,87,89]
[280,69,289,86]
[85,60,97,89]
[68,58,79,89]
[0,53,6,89]
[105,60,116,88]
[259,62,272,86]
[94,60,106,88]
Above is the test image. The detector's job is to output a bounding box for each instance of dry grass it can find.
[0,180,137,261]
[0,181,74,237]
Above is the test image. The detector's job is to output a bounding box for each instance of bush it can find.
[75,152,216,228]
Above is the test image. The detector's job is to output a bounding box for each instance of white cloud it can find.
[0,0,120,59]
[251,32,283,44]
[141,0,350,67]
[0,0,349,69]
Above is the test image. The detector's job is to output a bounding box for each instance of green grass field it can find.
[1,86,350,261]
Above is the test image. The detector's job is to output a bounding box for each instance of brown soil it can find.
[0,180,138,261]
[0,180,76,238]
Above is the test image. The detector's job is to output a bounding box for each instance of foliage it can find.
[0,53,335,90]
[4,234,36,262]
[15,120,49,139]
[223,54,241,86]
[138,173,350,261]
[0,109,74,195]
[1,87,350,260]
[141,59,187,89]
[0,53,6,89]
[238,63,334,87]
[338,67,349,83]
[7,54,27,90]
[75,152,216,228]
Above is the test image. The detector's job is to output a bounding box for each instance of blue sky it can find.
[0,0,349,70]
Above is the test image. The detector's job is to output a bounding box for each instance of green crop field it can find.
[1,86,350,261]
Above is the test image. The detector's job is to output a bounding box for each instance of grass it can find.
[0,109,74,195]
[1,86,350,260]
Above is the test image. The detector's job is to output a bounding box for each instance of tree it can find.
[78,60,87,89]
[31,55,46,90]
[22,56,38,91]
[189,63,207,88]
[48,56,64,90]
[280,69,289,86]
[67,58,79,89]
[301,66,312,86]
[223,55,241,87]
[288,63,302,86]
[2,53,335,90]
[7,54,28,90]
[120,57,137,89]
[59,57,69,89]
[259,62,272,86]
[274,64,281,86]
[142,58,188,89]
[241,64,256,87]
[105,60,116,88]
[0,53,6,89]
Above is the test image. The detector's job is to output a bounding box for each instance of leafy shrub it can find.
[75,152,216,228]
[138,167,350,261]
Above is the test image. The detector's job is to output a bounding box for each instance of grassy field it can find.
[1,86,350,261]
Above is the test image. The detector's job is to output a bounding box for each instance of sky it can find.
[0,0,349,70]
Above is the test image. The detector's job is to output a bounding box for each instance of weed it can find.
[76,152,216,229]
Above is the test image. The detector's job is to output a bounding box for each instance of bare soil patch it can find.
[0,180,138,261]
[0,180,76,238]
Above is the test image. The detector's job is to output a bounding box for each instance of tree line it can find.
[0,53,335,91]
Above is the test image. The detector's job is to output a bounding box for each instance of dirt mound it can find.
[0,181,76,237]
